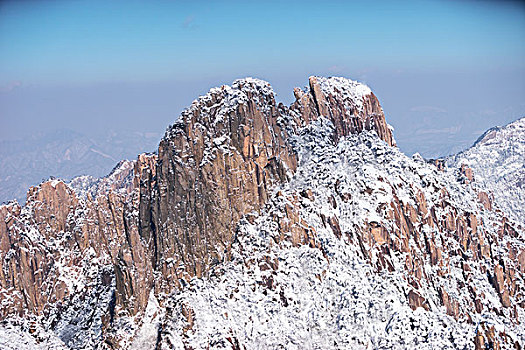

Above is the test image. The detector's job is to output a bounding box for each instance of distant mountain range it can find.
[0,129,161,203]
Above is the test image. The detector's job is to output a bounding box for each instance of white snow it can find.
[157,117,524,349]
[448,117,525,227]
[314,76,372,113]
[129,290,164,350]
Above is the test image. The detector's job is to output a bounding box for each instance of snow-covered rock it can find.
[0,77,522,349]
[448,117,525,228]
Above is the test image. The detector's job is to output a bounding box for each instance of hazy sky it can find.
[1,0,524,156]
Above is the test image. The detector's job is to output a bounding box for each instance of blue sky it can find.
[1,0,524,156]
[1,0,524,83]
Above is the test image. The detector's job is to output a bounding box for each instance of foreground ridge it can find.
[0,77,523,349]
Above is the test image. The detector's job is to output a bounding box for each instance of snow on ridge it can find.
[312,75,373,112]
[314,76,372,98]
[472,116,525,147]
[68,159,135,199]
[161,117,524,349]
[163,77,276,140]
[163,76,377,142]
[447,116,525,227]
[232,76,274,93]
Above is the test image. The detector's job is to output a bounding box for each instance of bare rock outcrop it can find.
[292,76,394,146]
[0,154,157,347]
[143,76,393,294]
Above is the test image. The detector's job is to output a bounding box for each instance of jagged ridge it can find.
[0,77,522,349]
[447,117,525,229]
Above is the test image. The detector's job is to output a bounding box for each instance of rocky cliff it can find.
[0,77,522,349]
[146,76,393,293]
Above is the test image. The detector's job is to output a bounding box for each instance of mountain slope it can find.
[158,120,524,349]
[448,117,525,228]
[0,77,523,349]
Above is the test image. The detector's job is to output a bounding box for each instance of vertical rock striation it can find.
[142,76,394,294]
[0,76,393,333]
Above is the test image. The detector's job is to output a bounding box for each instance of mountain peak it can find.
[309,75,372,112]
[168,76,394,149]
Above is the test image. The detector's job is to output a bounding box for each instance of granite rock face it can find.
[0,155,157,348]
[0,77,522,349]
[145,77,394,294]
[148,79,297,291]
[292,76,394,147]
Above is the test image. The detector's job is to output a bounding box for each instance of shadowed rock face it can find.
[148,79,297,290]
[2,76,521,349]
